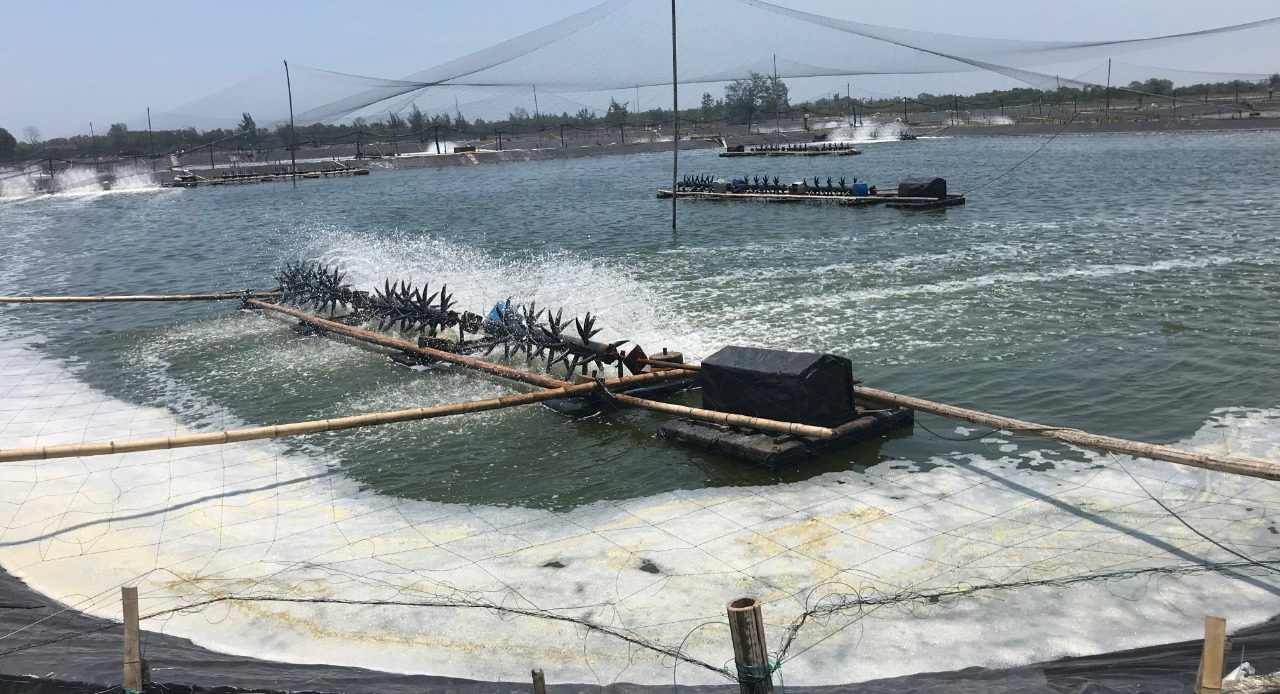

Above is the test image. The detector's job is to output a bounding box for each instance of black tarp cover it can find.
[699,346,855,428]
[898,177,947,198]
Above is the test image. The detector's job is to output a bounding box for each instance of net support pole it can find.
[727,597,773,694]
[122,586,144,693]
[285,60,298,183]
[670,0,679,232]
[1105,58,1112,121]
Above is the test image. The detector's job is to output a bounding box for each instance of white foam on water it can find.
[298,229,712,360]
[829,120,908,144]
[0,328,1276,686]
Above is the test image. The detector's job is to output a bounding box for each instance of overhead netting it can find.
[138,0,1280,132]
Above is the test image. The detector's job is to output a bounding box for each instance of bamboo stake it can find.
[629,360,1280,481]
[0,291,280,303]
[247,300,836,439]
[0,371,685,463]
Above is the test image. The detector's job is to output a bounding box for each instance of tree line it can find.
[3,72,1276,164]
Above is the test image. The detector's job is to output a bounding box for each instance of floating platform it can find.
[164,168,370,188]
[656,188,966,209]
[720,146,860,158]
[659,406,914,468]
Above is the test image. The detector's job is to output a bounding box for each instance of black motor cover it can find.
[897,177,947,198]
[699,346,856,428]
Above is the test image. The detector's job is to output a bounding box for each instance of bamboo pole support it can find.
[245,298,567,389]
[0,370,686,463]
[122,586,144,693]
[0,291,281,303]
[246,300,836,440]
[629,360,1279,481]
[853,385,1280,481]
[532,668,546,694]
[610,392,834,440]
[727,597,773,694]
[1195,615,1227,694]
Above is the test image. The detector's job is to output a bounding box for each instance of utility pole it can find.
[284,60,298,182]
[146,107,155,172]
[772,54,781,135]
[1105,58,1112,121]
[670,0,678,232]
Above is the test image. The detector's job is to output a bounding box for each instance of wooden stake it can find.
[532,668,546,694]
[0,291,280,303]
[1196,615,1227,694]
[122,586,144,693]
[727,597,773,694]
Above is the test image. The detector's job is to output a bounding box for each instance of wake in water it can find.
[0,163,161,202]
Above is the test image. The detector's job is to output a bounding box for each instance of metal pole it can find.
[559,123,565,148]
[434,125,441,154]
[1105,58,1112,121]
[208,143,214,172]
[671,0,679,232]
[146,107,155,172]
[285,60,298,183]
[772,54,781,136]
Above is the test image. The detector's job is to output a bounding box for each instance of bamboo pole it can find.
[245,298,567,389]
[629,360,1280,481]
[0,371,686,463]
[247,300,836,439]
[610,392,834,440]
[853,385,1280,481]
[0,291,281,303]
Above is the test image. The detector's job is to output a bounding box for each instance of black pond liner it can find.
[0,566,1276,694]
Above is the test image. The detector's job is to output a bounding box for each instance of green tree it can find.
[238,112,259,148]
[699,92,715,119]
[604,98,628,126]
[0,127,16,161]
[407,105,426,140]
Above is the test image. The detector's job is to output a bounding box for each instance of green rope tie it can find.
[734,654,782,682]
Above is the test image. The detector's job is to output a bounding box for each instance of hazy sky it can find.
[4,0,1278,136]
